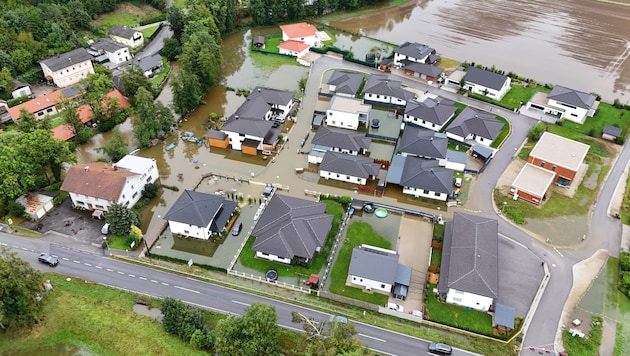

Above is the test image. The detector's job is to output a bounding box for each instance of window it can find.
[423,189,429,194]
[552,165,557,171]
[352,277,356,281]
[329,112,333,116]
[453,297,462,303]
[434,192,441,197]
[184,230,189,234]
[359,279,363,282]
[132,192,138,199]
[540,161,546,168]
[122,194,126,199]
[381,284,385,289]
[76,201,84,205]
[346,176,350,180]
[336,174,340,178]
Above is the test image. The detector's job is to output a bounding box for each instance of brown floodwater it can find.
[328,0,630,102]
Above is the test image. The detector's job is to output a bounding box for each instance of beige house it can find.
[39,48,94,87]
[109,26,144,49]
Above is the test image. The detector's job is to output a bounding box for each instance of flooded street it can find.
[329,0,630,101]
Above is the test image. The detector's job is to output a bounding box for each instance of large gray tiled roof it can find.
[109,26,139,40]
[252,194,333,260]
[311,126,371,152]
[465,67,509,91]
[91,38,126,53]
[319,151,380,179]
[327,70,364,96]
[396,156,453,195]
[348,246,399,283]
[248,86,294,106]
[40,48,92,71]
[404,62,443,77]
[394,41,434,60]
[364,74,414,101]
[439,212,499,299]
[163,190,237,233]
[221,116,274,138]
[446,107,504,141]
[405,97,457,126]
[131,52,162,72]
[548,85,597,109]
[398,125,448,159]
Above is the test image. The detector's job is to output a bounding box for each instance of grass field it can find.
[328,221,391,305]
[250,50,300,71]
[93,3,162,33]
[141,25,160,40]
[562,102,630,137]
[469,83,551,110]
[491,115,510,148]
[563,316,603,356]
[437,57,461,70]
[150,57,170,89]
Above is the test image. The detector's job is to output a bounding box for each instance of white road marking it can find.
[117,271,125,275]
[174,286,200,294]
[73,260,81,264]
[0,242,6,246]
[150,280,158,283]
[62,257,70,261]
[84,263,92,266]
[106,268,113,272]
[161,282,169,286]
[358,333,386,342]
[553,247,564,257]
[139,277,147,280]
[128,274,136,278]
[95,266,103,269]
[372,348,396,356]
[232,300,251,307]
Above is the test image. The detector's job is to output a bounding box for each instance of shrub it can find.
[621,253,630,271]
[7,200,25,217]
[142,183,159,199]
[528,123,547,141]
[53,191,69,205]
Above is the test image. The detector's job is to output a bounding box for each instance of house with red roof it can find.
[8,87,82,121]
[280,23,320,47]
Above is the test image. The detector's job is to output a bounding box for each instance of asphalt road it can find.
[0,232,478,356]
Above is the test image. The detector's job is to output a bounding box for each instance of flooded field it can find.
[329,0,630,101]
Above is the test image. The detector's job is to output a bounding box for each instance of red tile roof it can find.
[278,40,310,53]
[8,89,77,120]
[280,22,318,39]
[60,162,138,201]
[50,124,76,141]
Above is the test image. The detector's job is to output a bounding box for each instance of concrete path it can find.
[600,318,617,356]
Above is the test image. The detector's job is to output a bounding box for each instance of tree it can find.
[161,38,181,60]
[15,109,51,133]
[170,70,203,117]
[178,30,222,91]
[132,86,175,147]
[120,65,154,104]
[0,246,44,330]
[161,297,212,349]
[105,203,140,236]
[291,311,372,356]
[97,129,128,162]
[62,102,85,139]
[214,302,282,356]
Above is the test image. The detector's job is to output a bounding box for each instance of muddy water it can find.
[329,0,630,101]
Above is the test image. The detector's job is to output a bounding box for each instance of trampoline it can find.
[265,269,278,281]
[374,208,388,218]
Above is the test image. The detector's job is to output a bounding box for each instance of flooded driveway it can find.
[328,0,630,101]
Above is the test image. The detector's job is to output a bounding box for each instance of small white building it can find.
[115,154,159,185]
[348,245,412,298]
[17,193,54,220]
[90,38,131,65]
[39,48,95,87]
[109,26,144,49]
[363,74,414,106]
[463,67,511,101]
[278,40,310,58]
[319,151,380,185]
[279,22,321,47]
[325,96,371,130]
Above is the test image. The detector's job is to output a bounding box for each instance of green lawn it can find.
[622,171,630,224]
[237,200,344,278]
[424,284,496,336]
[432,223,445,241]
[106,234,140,250]
[93,4,162,34]
[259,37,282,53]
[563,316,603,356]
[430,248,442,267]
[328,221,391,305]
[469,83,550,110]
[250,50,299,71]
[490,115,510,148]
[437,57,461,70]
[562,102,630,137]
[141,25,160,40]
[150,57,170,89]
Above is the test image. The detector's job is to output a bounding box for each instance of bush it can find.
[53,191,69,205]
[528,123,547,141]
[7,200,25,217]
[7,95,29,107]
[142,183,159,199]
[621,253,630,271]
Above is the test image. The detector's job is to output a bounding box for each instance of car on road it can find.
[38,253,59,267]
[329,315,348,323]
[428,342,452,355]
[386,302,404,312]
[231,222,243,236]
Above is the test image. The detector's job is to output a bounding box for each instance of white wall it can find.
[224,131,264,151]
[403,115,443,132]
[111,33,143,49]
[465,77,511,101]
[168,220,211,240]
[443,160,465,172]
[349,275,392,293]
[393,53,427,66]
[446,132,466,144]
[548,99,589,124]
[107,48,131,65]
[42,60,95,87]
[256,251,291,264]
[320,170,367,185]
[403,187,448,201]
[68,175,144,211]
[325,110,359,130]
[446,288,493,311]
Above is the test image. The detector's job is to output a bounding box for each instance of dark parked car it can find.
[38,253,59,267]
[231,222,243,236]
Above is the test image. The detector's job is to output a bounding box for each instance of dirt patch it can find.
[133,304,163,322]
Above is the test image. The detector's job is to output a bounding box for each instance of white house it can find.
[385,156,453,201]
[463,67,511,101]
[445,107,504,147]
[39,48,95,87]
[307,126,371,164]
[109,26,144,49]
[90,38,131,65]
[278,40,310,58]
[115,154,159,185]
[319,151,380,185]
[403,96,457,132]
[363,74,414,106]
[279,22,321,47]
[393,41,435,67]
[438,213,499,312]
[163,190,237,240]
[348,245,397,293]
[325,96,371,130]
[525,85,599,124]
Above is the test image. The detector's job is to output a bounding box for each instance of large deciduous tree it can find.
[178,30,222,91]
[97,128,128,162]
[0,246,44,330]
[214,302,282,356]
[170,70,203,117]
[132,86,175,148]
[120,65,154,105]
[105,203,140,236]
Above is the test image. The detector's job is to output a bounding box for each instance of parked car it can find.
[101,223,111,235]
[231,222,243,236]
[386,302,404,312]
[328,315,348,324]
[428,342,452,355]
[454,177,462,188]
[38,253,59,267]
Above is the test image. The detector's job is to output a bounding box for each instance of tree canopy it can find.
[0,246,45,330]
[105,202,140,236]
[132,86,175,147]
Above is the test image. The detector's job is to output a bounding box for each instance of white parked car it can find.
[386,303,404,312]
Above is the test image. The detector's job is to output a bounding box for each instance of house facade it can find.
[525,86,598,124]
[445,107,504,147]
[308,126,371,165]
[325,96,371,130]
[463,67,511,101]
[40,48,95,87]
[90,38,131,65]
[438,213,499,312]
[319,151,380,185]
[109,26,144,48]
[363,74,413,106]
[527,132,589,187]
[163,190,237,240]
[115,154,159,186]
[393,41,435,67]
[403,96,457,132]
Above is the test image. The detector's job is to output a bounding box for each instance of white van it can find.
[101,223,111,235]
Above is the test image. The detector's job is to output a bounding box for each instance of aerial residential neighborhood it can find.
[1,1,630,356]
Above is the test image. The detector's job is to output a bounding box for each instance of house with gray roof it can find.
[525,85,599,124]
[363,74,415,107]
[602,125,622,141]
[131,52,163,78]
[251,194,333,265]
[386,156,453,201]
[39,48,95,87]
[393,41,436,67]
[438,212,499,311]
[403,96,457,131]
[109,26,144,48]
[325,95,372,130]
[403,62,443,82]
[221,87,294,153]
[327,70,364,98]
[445,107,505,147]
[399,125,448,160]
[348,245,411,296]
[163,190,237,240]
[308,126,371,163]
[90,38,131,65]
[463,67,511,100]
[319,151,380,185]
